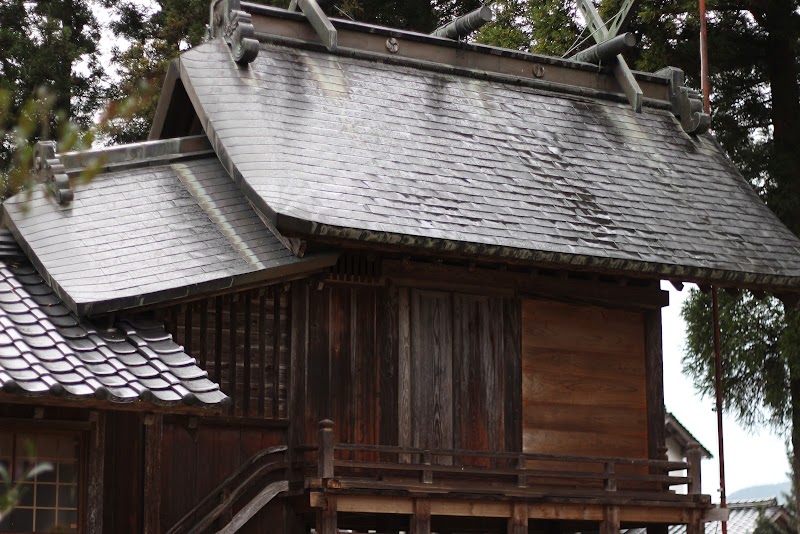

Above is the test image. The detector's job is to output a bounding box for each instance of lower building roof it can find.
[2,141,336,316]
[0,231,229,410]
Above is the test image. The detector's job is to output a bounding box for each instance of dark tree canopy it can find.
[0,0,104,194]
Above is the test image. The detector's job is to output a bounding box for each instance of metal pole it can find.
[712,287,728,534]
[699,0,711,114]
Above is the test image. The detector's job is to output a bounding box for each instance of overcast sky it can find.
[661,283,790,499]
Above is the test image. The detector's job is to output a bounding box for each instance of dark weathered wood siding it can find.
[158,420,286,532]
[294,280,521,454]
[158,285,290,419]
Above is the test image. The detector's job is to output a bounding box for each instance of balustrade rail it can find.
[298,420,705,503]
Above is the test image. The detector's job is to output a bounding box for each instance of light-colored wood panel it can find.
[523,401,646,437]
[522,371,646,409]
[522,300,644,355]
[522,347,645,380]
[523,428,647,459]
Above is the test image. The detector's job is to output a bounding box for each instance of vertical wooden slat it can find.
[143,414,163,534]
[397,287,411,460]
[243,291,252,417]
[86,412,105,534]
[184,302,193,355]
[503,298,522,453]
[199,300,208,370]
[306,285,330,442]
[259,289,267,418]
[378,284,399,451]
[288,281,307,454]
[229,295,238,415]
[451,294,465,456]
[487,296,504,457]
[215,296,223,384]
[273,287,282,419]
[329,286,352,445]
[354,287,378,459]
[410,290,454,461]
[283,284,292,420]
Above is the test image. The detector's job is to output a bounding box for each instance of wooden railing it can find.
[299,420,705,503]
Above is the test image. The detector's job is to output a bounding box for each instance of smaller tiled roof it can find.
[625,499,793,534]
[666,411,713,458]
[2,139,336,316]
[0,234,229,409]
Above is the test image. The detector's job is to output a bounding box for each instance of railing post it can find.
[603,461,616,492]
[319,419,334,479]
[421,450,433,484]
[687,442,702,495]
[516,454,527,488]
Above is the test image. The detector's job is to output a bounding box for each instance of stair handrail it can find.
[166,444,288,534]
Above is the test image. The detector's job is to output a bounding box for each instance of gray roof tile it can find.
[0,233,229,409]
[3,156,329,315]
[177,40,800,288]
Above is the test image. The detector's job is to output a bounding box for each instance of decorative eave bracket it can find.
[33,141,73,205]
[574,0,643,112]
[208,0,259,65]
[656,67,711,135]
[287,0,337,52]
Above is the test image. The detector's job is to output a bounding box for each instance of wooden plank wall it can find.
[157,285,290,419]
[300,284,522,456]
[158,421,286,533]
[303,282,381,448]
[401,289,521,457]
[521,299,647,461]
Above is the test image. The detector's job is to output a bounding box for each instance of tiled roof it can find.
[666,411,713,458]
[3,153,334,315]
[174,39,800,289]
[625,499,792,534]
[0,232,229,408]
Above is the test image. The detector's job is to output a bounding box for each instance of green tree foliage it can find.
[682,289,800,516]
[0,0,104,190]
[671,0,800,518]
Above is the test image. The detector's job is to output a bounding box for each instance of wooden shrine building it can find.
[2,1,800,532]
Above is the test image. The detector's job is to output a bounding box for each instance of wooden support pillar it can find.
[686,511,705,534]
[315,495,337,534]
[507,502,528,534]
[143,413,163,534]
[86,411,105,534]
[319,419,334,479]
[411,499,431,534]
[600,506,619,534]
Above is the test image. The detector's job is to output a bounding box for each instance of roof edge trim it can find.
[276,217,800,292]
[254,31,675,112]
[242,1,669,84]
[72,251,338,316]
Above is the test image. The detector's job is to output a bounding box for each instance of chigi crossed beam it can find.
[572,0,643,112]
